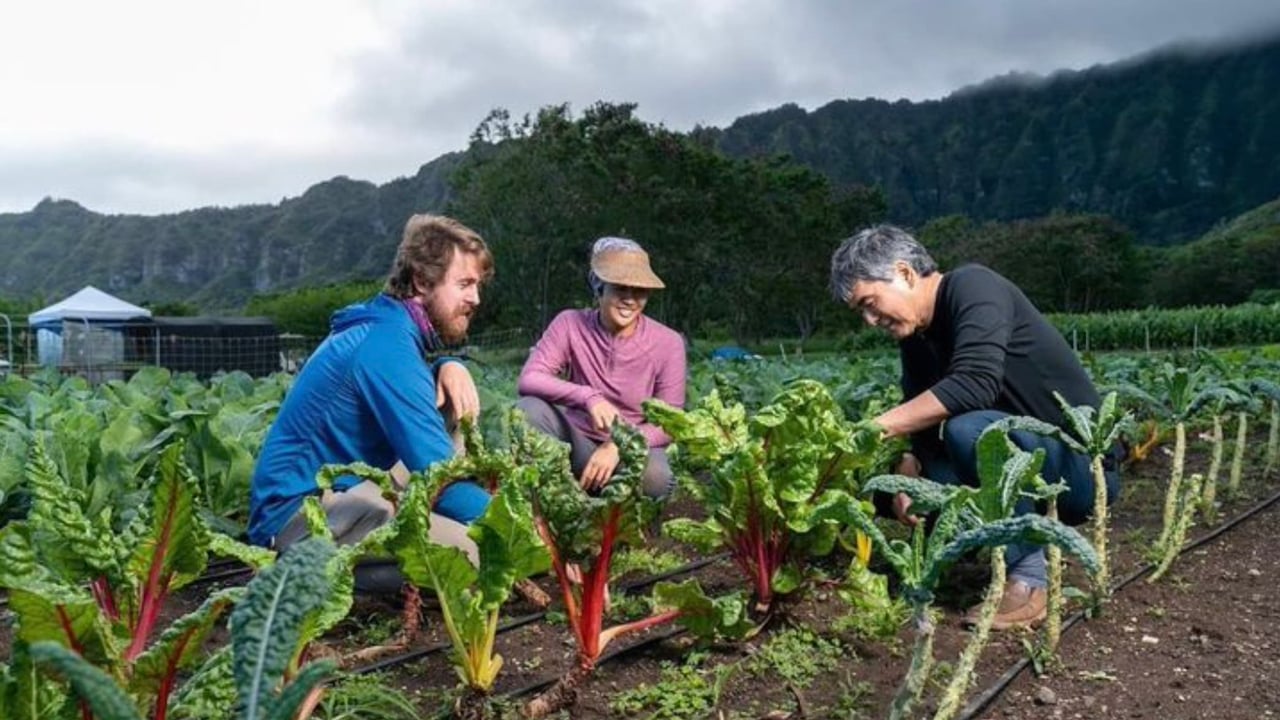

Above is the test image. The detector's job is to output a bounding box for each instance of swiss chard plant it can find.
[297,462,409,664]
[160,501,394,720]
[645,379,895,613]
[0,440,241,720]
[519,418,747,718]
[28,537,341,720]
[383,428,550,718]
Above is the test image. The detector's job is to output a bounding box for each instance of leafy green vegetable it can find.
[647,379,895,611]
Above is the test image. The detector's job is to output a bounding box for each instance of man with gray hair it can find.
[831,224,1121,630]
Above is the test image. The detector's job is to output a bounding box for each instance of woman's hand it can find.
[581,442,620,491]
[588,398,621,432]
[436,361,480,422]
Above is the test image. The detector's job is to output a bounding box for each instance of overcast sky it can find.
[2,0,1277,216]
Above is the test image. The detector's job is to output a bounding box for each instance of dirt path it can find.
[984,495,1280,720]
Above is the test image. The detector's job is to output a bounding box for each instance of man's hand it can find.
[893,452,922,527]
[895,452,922,476]
[587,399,621,432]
[893,493,920,527]
[436,362,480,421]
[581,442,620,491]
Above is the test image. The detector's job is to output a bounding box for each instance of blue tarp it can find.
[709,345,761,361]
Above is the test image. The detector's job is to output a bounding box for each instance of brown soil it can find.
[497,438,1280,719]
[2,436,1277,720]
[983,494,1280,720]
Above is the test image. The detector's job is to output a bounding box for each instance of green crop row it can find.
[1048,303,1280,351]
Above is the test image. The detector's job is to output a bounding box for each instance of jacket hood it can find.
[330,293,404,334]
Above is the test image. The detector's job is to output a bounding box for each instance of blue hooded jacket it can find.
[248,293,486,546]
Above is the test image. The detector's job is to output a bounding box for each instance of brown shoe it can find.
[962,580,1047,630]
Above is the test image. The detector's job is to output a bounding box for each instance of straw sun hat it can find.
[590,247,666,290]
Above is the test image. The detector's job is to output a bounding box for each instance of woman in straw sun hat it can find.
[517,236,686,498]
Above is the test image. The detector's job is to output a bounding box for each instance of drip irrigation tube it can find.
[957,483,1280,720]
[353,551,730,676]
[204,557,244,574]
[187,564,254,586]
[423,625,689,719]
[356,610,546,676]
[500,625,687,705]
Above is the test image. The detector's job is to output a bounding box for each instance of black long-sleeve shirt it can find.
[900,264,1101,463]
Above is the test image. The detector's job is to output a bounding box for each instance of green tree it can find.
[450,102,885,341]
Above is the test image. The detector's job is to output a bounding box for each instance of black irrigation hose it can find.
[356,610,547,675]
[957,482,1280,720]
[204,557,244,574]
[500,624,688,704]
[353,551,730,676]
[187,564,254,587]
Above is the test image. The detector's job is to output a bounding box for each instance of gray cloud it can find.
[0,141,403,216]
[341,0,1280,132]
[4,0,1279,215]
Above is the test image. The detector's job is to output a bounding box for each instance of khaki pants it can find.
[516,395,676,498]
[274,480,478,595]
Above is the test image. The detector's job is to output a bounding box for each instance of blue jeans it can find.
[434,480,491,524]
[923,410,1121,588]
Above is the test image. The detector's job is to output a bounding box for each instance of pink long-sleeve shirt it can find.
[518,309,687,447]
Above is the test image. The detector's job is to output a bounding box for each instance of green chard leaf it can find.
[652,579,753,640]
[129,587,244,697]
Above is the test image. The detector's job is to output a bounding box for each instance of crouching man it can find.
[830,225,1121,629]
[248,214,493,592]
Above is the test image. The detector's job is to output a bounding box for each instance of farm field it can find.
[1,347,1278,719]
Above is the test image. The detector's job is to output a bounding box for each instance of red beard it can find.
[426,301,471,345]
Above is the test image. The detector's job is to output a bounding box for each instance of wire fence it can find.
[0,318,534,382]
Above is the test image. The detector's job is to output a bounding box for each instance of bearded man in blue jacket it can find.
[249,214,493,593]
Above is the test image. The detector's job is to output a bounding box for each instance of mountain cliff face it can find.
[0,154,460,311]
[2,34,1277,309]
[715,35,1280,244]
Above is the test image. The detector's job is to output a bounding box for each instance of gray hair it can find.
[829,224,937,303]
[587,236,645,298]
[592,236,644,256]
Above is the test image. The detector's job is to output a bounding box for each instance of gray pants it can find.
[516,396,675,499]
[274,479,478,595]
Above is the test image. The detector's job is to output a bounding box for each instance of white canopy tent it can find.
[28,286,152,371]
[28,286,152,326]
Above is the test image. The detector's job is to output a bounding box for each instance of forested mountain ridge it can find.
[1,33,1277,311]
[0,154,461,311]
[715,34,1280,243]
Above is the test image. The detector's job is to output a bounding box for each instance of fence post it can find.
[1145,325,1150,353]
[0,314,10,371]
[1072,328,1078,352]
[1193,323,1199,350]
